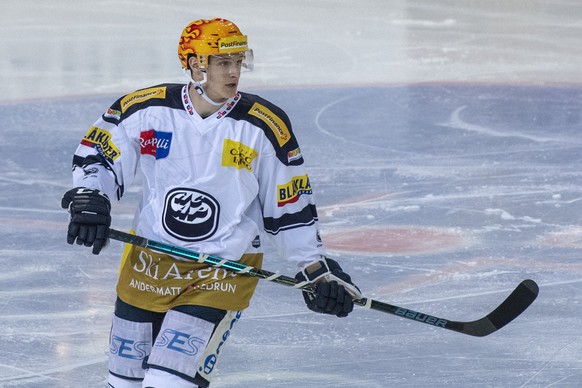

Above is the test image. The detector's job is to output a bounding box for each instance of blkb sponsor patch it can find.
[277,175,312,207]
[140,129,172,159]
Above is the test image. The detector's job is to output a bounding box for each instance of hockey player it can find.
[61,18,361,388]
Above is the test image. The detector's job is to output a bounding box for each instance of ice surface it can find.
[1,1,581,387]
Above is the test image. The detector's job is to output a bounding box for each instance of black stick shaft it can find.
[107,228,538,337]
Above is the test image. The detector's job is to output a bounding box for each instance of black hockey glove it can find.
[61,187,111,255]
[295,257,362,318]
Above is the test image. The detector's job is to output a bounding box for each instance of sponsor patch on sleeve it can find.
[287,147,302,163]
[80,126,120,163]
[248,102,290,147]
[120,86,167,113]
[103,108,122,120]
[277,175,312,207]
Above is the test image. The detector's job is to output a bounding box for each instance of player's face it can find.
[204,54,244,101]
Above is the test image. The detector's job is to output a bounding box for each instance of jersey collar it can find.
[181,83,241,122]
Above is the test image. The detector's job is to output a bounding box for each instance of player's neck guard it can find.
[184,70,225,107]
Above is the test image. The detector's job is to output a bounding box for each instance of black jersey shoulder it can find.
[102,83,184,124]
[229,92,304,166]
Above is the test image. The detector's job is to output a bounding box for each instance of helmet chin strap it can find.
[183,69,224,107]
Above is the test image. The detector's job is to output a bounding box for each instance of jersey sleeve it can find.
[71,97,140,200]
[250,99,326,266]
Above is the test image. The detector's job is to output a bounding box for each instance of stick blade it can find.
[458,279,539,337]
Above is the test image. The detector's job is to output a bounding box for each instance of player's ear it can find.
[188,56,204,82]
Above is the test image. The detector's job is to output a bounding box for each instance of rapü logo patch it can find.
[140,129,172,159]
[162,188,220,242]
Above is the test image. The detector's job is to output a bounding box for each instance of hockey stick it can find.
[108,228,538,337]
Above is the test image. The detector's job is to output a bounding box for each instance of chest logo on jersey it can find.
[221,139,257,172]
[277,175,312,207]
[162,188,220,242]
[140,130,172,159]
[248,102,290,147]
[81,126,120,163]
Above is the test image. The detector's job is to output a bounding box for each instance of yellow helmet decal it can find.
[178,18,249,69]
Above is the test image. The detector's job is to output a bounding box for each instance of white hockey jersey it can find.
[71,83,326,265]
